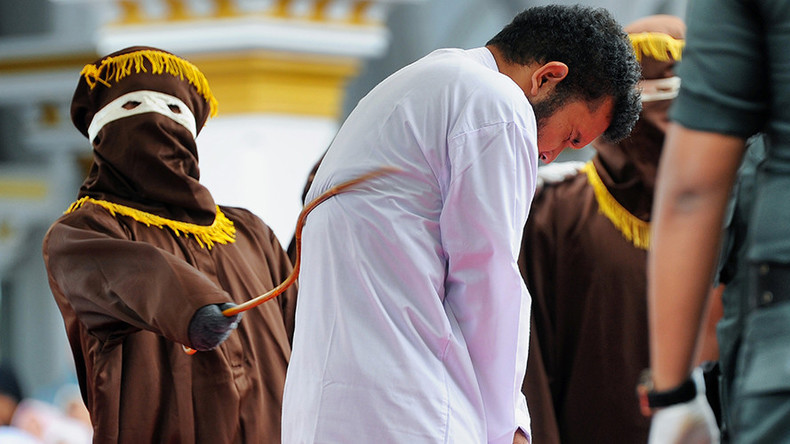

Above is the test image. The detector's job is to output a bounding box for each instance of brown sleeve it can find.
[43,218,230,346]
[231,208,298,347]
[267,226,298,347]
[522,316,561,444]
[519,187,562,444]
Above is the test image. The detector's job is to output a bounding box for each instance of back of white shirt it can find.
[283,47,538,444]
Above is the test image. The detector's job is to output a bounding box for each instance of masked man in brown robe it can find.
[519,15,693,444]
[42,46,296,443]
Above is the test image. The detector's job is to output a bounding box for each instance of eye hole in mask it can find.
[87,90,198,143]
[638,76,681,103]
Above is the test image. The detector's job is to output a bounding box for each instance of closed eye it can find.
[122,101,141,110]
[566,133,581,148]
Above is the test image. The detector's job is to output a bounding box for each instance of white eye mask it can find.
[87,90,197,143]
[639,76,681,103]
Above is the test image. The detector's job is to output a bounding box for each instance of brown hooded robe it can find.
[519,16,685,443]
[519,119,662,444]
[42,47,296,444]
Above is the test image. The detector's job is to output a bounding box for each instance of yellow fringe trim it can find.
[80,49,218,118]
[629,32,684,63]
[583,162,650,250]
[66,196,235,249]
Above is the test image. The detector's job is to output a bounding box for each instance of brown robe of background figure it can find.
[518,15,721,444]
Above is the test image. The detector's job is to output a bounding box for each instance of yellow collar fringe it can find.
[66,196,235,249]
[582,162,650,250]
[80,49,218,118]
[628,32,684,63]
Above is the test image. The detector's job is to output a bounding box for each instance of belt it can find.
[749,262,790,310]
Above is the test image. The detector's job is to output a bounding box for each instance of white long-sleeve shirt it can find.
[282,47,538,444]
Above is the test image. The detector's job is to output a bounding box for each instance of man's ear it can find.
[529,62,569,96]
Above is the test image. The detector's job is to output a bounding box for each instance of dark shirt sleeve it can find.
[670,0,768,137]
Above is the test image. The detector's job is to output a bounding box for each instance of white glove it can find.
[648,367,721,444]
[536,161,586,191]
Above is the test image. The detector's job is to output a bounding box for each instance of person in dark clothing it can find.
[43,46,296,443]
[646,0,790,441]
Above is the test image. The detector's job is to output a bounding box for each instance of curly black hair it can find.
[487,4,642,143]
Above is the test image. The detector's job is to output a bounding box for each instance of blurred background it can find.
[0,0,685,409]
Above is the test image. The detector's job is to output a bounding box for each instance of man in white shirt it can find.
[282,5,642,443]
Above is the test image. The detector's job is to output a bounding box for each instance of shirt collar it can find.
[465,47,499,72]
